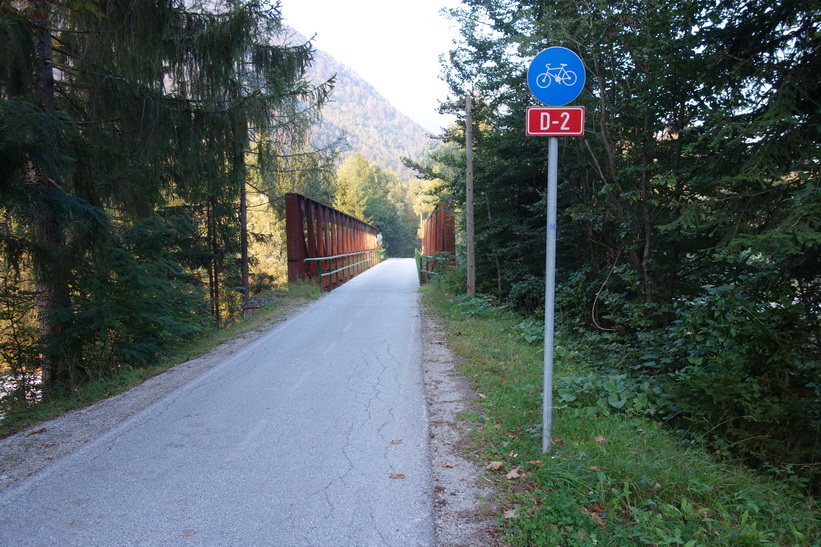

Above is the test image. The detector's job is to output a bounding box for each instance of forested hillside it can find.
[423,0,820,497]
[303,38,433,180]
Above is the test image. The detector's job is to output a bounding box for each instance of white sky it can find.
[281,0,462,133]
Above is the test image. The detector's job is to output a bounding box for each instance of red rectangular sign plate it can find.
[526,106,585,136]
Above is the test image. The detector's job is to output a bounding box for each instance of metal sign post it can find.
[525,47,586,454]
[543,135,559,453]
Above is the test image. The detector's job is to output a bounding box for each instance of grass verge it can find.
[421,280,819,546]
[0,281,322,438]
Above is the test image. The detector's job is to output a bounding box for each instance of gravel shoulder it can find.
[0,302,498,545]
[422,308,501,545]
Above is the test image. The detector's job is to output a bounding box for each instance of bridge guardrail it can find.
[417,203,456,284]
[306,249,386,290]
[286,193,382,290]
[415,249,455,284]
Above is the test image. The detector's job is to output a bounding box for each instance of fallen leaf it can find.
[442,462,454,468]
[508,451,517,457]
[181,529,196,537]
[595,435,609,444]
[505,468,521,480]
[527,460,543,466]
[504,509,518,519]
[485,461,504,471]
[588,466,599,472]
[552,438,565,446]
[28,428,47,436]
[581,507,605,526]
[391,440,403,445]
[389,474,406,479]
[477,392,487,399]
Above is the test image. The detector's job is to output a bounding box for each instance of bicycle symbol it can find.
[535,63,578,88]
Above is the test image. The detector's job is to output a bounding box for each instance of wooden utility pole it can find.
[465,96,475,297]
[240,179,249,299]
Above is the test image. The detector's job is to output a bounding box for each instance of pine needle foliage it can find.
[0,0,331,391]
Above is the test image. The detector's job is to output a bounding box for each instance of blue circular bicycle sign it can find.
[527,47,585,106]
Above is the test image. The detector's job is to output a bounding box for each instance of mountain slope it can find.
[306,41,434,180]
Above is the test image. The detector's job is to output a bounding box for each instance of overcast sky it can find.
[281,0,461,133]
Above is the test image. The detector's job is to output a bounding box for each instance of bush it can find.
[666,284,820,493]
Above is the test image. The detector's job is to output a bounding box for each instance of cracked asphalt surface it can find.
[0,258,436,546]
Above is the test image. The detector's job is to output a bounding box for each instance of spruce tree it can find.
[1,0,329,385]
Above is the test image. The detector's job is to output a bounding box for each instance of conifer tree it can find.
[1,0,330,384]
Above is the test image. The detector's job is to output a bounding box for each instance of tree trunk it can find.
[207,199,221,324]
[33,206,72,384]
[31,2,71,384]
[484,192,502,300]
[640,115,654,305]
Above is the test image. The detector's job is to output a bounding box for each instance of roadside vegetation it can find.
[0,281,322,438]
[422,274,819,545]
[418,0,819,503]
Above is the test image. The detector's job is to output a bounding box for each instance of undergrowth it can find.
[0,281,322,437]
[421,279,820,546]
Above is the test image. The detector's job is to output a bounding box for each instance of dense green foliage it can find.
[423,279,819,545]
[0,0,331,394]
[334,154,419,257]
[425,0,820,492]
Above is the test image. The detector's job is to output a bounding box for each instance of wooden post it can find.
[240,179,249,299]
[466,96,476,298]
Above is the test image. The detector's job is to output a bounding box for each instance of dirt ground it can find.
[421,310,501,545]
[0,304,499,546]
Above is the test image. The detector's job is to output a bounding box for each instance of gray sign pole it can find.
[527,46,585,455]
[542,135,559,454]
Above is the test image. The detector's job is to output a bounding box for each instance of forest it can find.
[421,0,819,493]
[0,0,420,409]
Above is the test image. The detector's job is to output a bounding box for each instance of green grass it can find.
[422,280,820,546]
[0,281,322,438]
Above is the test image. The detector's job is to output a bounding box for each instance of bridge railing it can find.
[305,249,387,290]
[285,193,383,290]
[417,203,456,284]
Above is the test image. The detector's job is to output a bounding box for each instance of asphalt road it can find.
[0,258,435,546]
